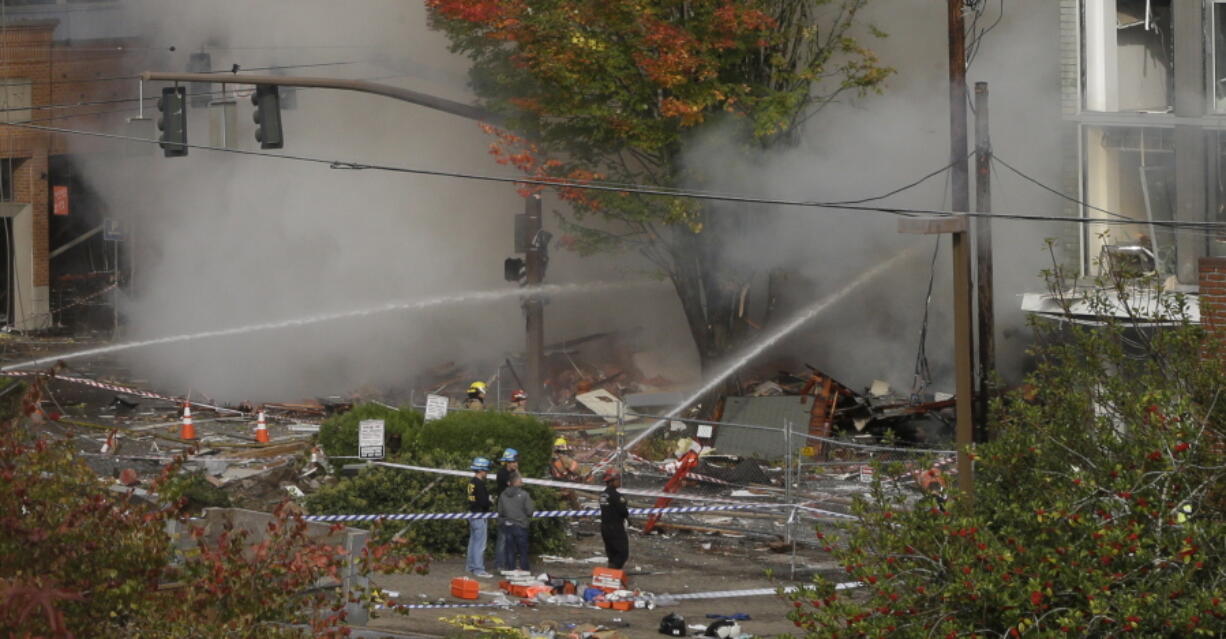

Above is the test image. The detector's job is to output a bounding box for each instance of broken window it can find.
[1082,126,1177,275]
[1082,0,1174,112]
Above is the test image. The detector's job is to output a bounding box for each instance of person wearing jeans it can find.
[496,472,534,571]
[466,457,493,578]
[493,448,519,571]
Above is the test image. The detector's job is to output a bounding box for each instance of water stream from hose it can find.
[2,280,656,371]
[614,247,919,458]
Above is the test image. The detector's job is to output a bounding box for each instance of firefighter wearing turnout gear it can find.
[509,389,527,413]
[599,468,630,569]
[549,437,581,482]
[463,381,486,411]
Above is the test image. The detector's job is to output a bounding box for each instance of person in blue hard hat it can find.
[466,456,493,578]
[493,448,519,570]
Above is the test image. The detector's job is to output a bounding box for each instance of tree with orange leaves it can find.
[426,0,891,372]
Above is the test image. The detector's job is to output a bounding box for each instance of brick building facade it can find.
[1201,257,1226,351]
[1,19,138,329]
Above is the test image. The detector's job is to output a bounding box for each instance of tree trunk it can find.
[666,215,756,415]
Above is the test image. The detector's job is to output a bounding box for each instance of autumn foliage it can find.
[787,282,1226,637]
[0,378,425,638]
[425,0,891,368]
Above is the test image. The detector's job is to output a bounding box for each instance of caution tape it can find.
[373,461,771,506]
[663,582,861,600]
[51,282,118,315]
[378,582,864,611]
[304,503,782,523]
[0,371,243,414]
[626,452,738,487]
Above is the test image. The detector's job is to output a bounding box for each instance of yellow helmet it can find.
[553,437,569,450]
[468,381,487,395]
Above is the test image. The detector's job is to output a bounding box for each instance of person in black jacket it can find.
[599,468,630,569]
[466,457,493,578]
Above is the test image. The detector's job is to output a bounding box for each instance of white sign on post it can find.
[358,419,385,460]
[424,394,449,422]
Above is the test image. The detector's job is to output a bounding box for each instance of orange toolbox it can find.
[592,567,627,589]
[450,576,480,600]
[596,599,634,611]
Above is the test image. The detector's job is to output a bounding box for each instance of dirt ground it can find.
[364,518,842,638]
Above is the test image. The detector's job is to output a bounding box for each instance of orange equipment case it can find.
[450,576,480,600]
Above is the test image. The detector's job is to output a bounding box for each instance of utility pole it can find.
[947,0,975,499]
[523,194,545,411]
[974,81,994,442]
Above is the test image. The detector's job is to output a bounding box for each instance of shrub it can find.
[305,448,572,556]
[0,380,422,638]
[317,403,422,458]
[786,278,1226,637]
[416,411,554,478]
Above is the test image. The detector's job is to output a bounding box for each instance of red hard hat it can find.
[602,468,621,483]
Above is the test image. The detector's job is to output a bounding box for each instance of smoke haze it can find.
[67,0,1065,402]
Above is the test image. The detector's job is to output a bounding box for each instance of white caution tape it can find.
[50,282,118,314]
[662,582,861,600]
[0,371,243,414]
[304,503,782,523]
[381,601,510,611]
[373,461,775,506]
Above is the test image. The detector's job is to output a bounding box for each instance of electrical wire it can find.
[910,237,940,399]
[992,153,1133,221]
[965,0,1006,70]
[823,153,965,205]
[6,119,1226,234]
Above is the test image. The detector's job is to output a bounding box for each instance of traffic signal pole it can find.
[139,72,501,124]
[140,71,550,406]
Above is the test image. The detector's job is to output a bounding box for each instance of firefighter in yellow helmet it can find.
[463,381,487,411]
[549,437,581,482]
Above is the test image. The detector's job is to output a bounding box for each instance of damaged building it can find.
[1059,0,1226,285]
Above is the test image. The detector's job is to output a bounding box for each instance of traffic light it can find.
[251,85,284,149]
[156,86,188,157]
[504,257,526,282]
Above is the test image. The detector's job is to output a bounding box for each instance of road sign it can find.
[358,419,385,459]
[424,394,449,422]
[103,218,126,241]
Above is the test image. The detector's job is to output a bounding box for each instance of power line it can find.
[824,154,964,205]
[5,119,1226,234]
[992,153,1131,221]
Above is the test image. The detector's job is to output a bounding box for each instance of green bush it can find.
[785,278,1226,636]
[416,411,554,477]
[317,403,422,457]
[306,448,571,556]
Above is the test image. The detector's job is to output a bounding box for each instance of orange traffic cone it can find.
[179,402,197,440]
[254,410,269,443]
